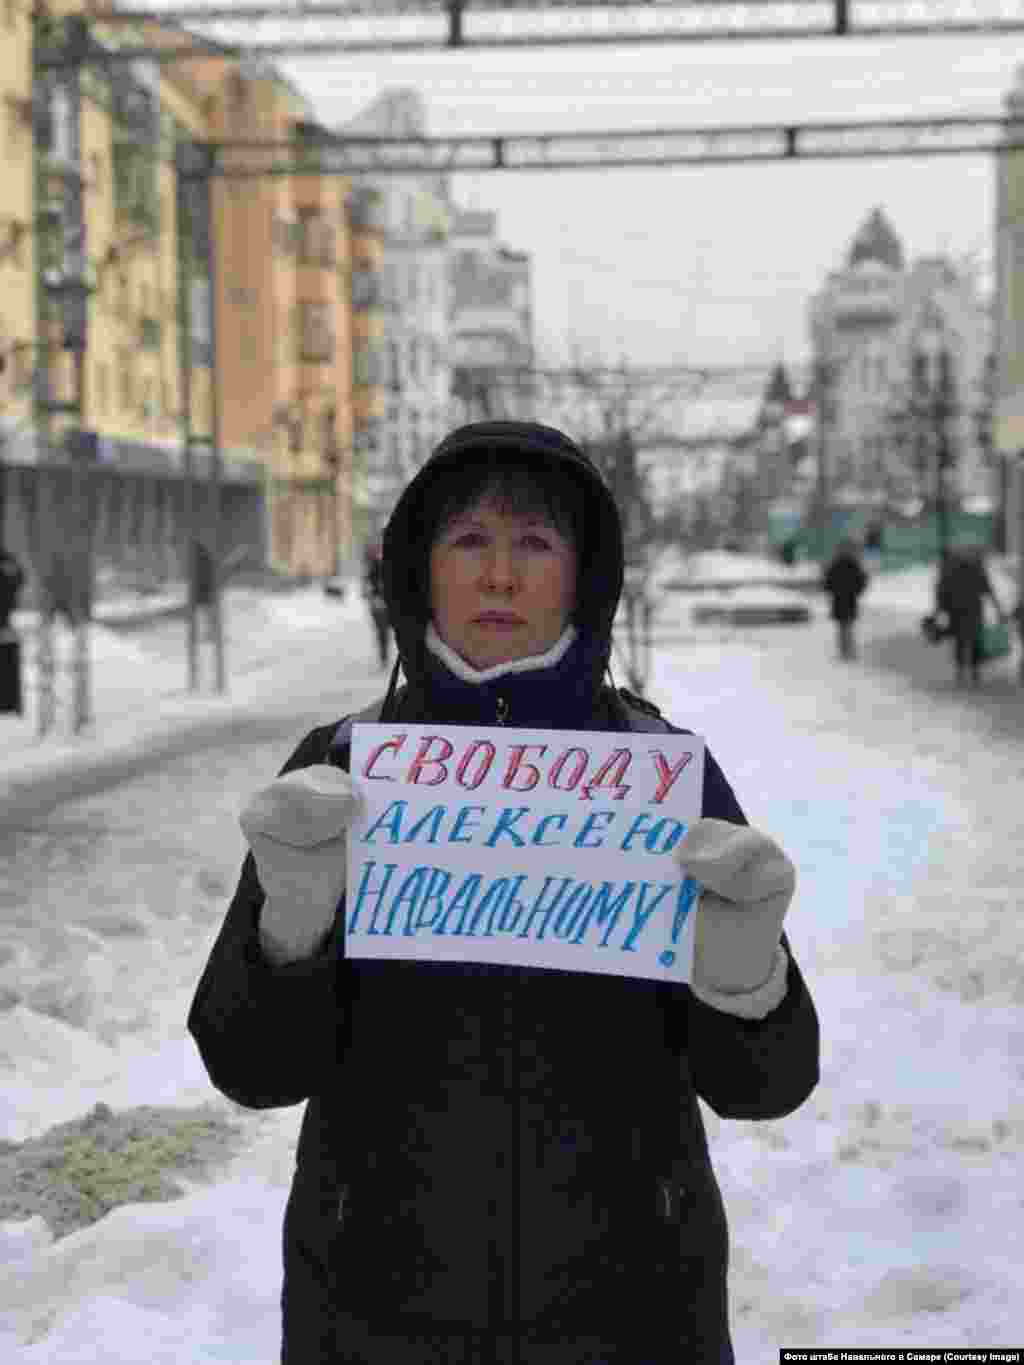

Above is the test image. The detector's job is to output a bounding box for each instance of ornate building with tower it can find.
[809,207,993,517]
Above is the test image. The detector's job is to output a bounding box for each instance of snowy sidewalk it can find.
[0,582,386,818]
[2,556,1024,1360]
[3,559,1021,819]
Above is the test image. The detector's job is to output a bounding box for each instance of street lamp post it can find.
[911,341,957,563]
[322,407,340,585]
[812,357,835,563]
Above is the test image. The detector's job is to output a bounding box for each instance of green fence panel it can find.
[792,511,995,570]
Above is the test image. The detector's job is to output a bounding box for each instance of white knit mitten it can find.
[239,765,362,964]
[675,818,795,1020]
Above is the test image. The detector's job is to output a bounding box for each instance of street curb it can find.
[0,680,383,827]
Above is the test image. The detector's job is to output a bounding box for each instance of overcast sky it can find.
[216,23,1017,380]
[280,30,1016,378]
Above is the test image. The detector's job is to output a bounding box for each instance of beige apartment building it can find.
[1,0,383,582]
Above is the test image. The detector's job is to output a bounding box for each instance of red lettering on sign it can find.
[503,744,548,792]
[650,750,694,805]
[456,740,496,791]
[581,747,632,801]
[548,746,590,791]
[362,734,406,781]
[407,735,455,786]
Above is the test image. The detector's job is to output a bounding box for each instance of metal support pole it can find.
[814,360,831,563]
[178,142,196,691]
[33,15,93,737]
[32,16,56,737]
[204,148,226,694]
[177,140,221,692]
[935,427,950,562]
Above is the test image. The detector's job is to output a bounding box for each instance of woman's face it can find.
[429,495,577,670]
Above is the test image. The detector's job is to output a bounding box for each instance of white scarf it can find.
[425,622,577,685]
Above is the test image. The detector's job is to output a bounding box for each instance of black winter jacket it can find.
[188,698,819,1365]
[188,421,820,1365]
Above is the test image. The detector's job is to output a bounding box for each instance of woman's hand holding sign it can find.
[675,818,796,1020]
[239,766,363,965]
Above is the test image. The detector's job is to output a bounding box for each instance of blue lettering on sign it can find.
[360,803,629,851]
[347,860,695,969]
[346,860,397,934]
[407,867,452,934]
[658,877,701,968]
[403,805,446,844]
[621,882,674,952]
[483,807,532,848]
[362,801,408,845]
[432,873,482,935]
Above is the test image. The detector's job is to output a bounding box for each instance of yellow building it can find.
[3,0,383,580]
[161,51,384,578]
[0,0,39,432]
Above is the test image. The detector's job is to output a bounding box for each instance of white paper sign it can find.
[344,723,704,984]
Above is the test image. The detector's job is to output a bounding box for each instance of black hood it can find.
[380,420,625,697]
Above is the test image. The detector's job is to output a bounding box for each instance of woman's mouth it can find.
[473,613,525,628]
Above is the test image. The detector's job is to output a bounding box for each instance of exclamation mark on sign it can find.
[658,877,701,969]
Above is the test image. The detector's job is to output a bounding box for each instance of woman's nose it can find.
[481,543,518,590]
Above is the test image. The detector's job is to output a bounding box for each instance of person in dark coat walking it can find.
[188,420,820,1365]
[822,538,868,660]
[935,546,1006,688]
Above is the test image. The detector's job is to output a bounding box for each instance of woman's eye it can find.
[521,534,554,551]
[452,531,488,549]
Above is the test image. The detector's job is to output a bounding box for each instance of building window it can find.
[117,348,134,411]
[189,277,212,364]
[139,315,161,350]
[113,141,159,236]
[298,209,335,267]
[273,215,299,256]
[94,361,108,413]
[227,71,248,116]
[49,84,74,164]
[353,345,383,387]
[160,374,174,424]
[351,266,380,311]
[297,302,334,363]
[139,376,156,424]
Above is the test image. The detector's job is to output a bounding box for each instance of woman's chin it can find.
[465,645,524,670]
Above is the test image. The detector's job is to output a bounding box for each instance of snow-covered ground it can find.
[1,558,1023,1361]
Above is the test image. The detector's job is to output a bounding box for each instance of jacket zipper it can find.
[658,1177,674,1221]
[657,1177,692,1222]
[495,696,509,725]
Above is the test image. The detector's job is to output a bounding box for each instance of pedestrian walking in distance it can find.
[822,538,868,660]
[188,420,820,1365]
[362,540,391,670]
[935,546,1007,689]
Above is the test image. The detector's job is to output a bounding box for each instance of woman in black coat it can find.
[188,421,820,1365]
